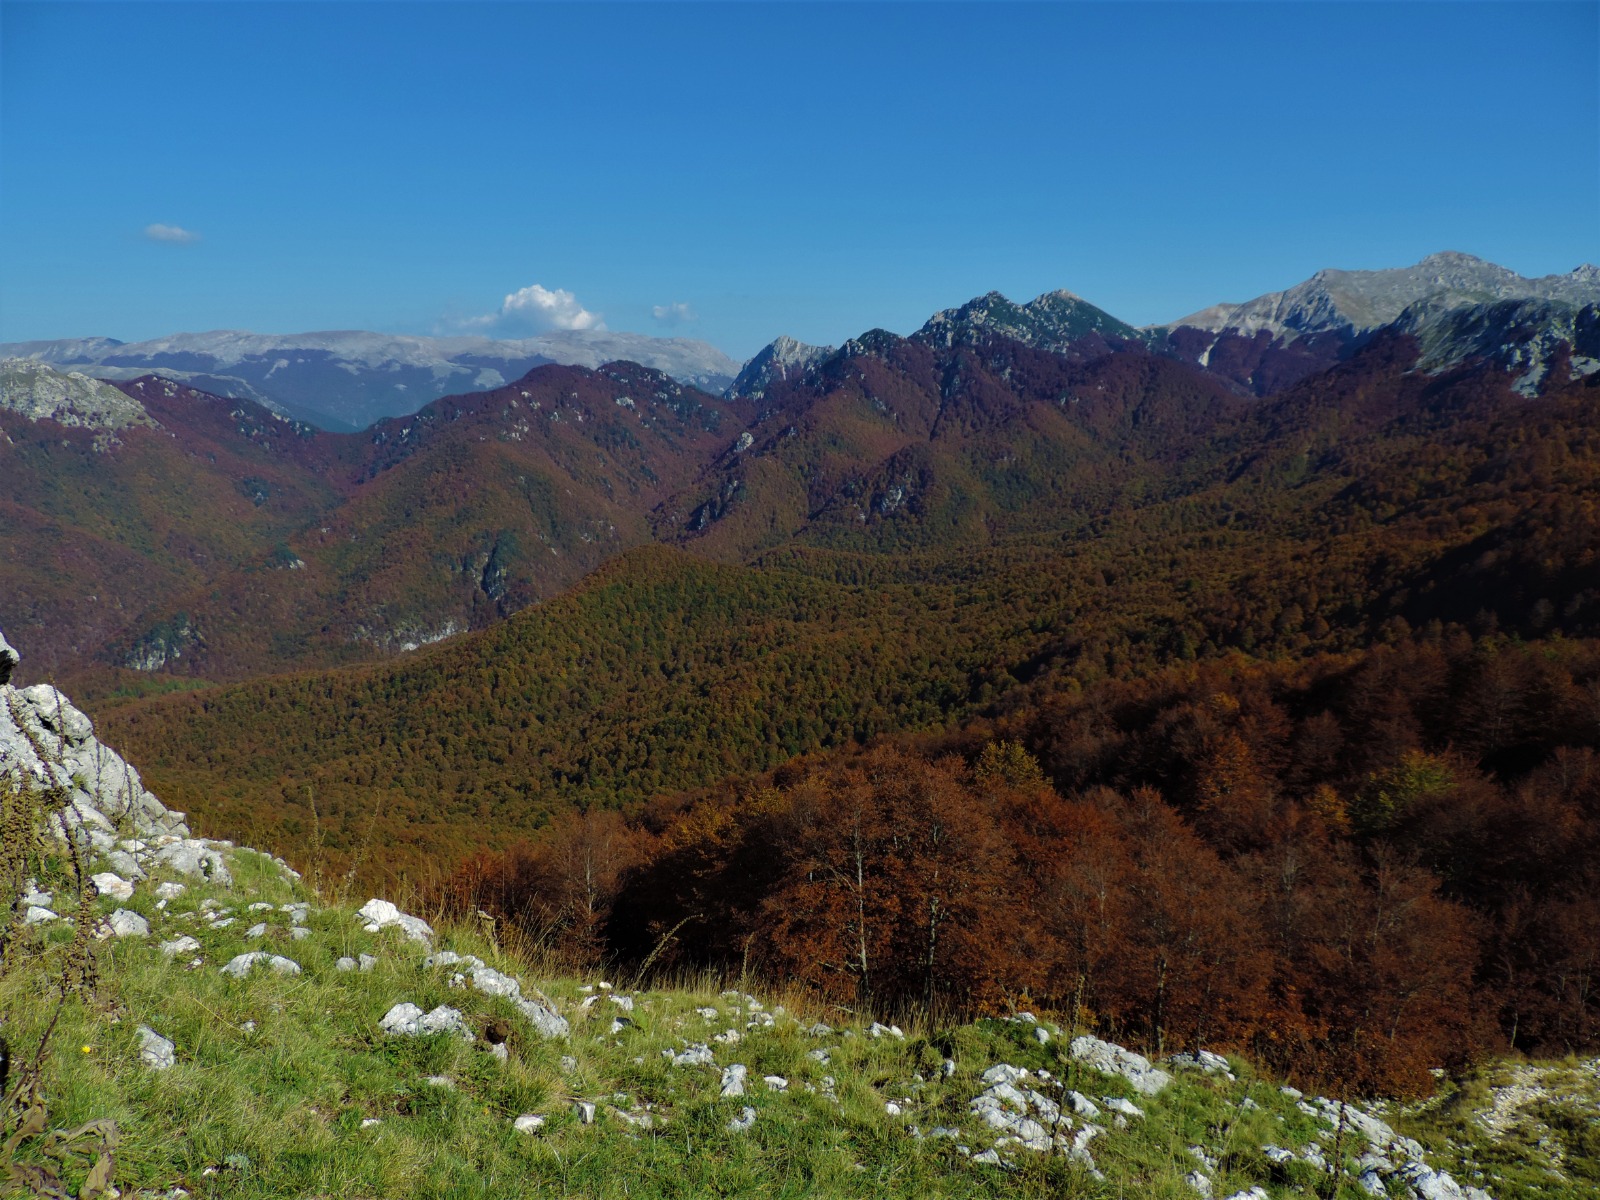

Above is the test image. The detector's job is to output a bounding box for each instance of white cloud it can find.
[466,284,604,334]
[144,223,201,244]
[652,301,697,326]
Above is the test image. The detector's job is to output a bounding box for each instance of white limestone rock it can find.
[379,1002,474,1041]
[357,898,433,944]
[220,952,300,978]
[1069,1035,1172,1095]
[152,840,230,885]
[107,908,149,937]
[136,1025,176,1070]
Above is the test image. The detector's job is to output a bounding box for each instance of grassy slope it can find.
[5,841,1587,1200]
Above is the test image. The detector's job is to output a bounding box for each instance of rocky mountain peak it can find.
[915,289,1139,352]
[1165,252,1600,342]
[725,335,835,400]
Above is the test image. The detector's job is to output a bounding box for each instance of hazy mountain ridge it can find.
[0,360,754,681]
[5,252,1598,685]
[1144,252,1600,396]
[0,328,742,431]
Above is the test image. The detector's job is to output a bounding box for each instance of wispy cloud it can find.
[463,284,604,335]
[651,301,697,326]
[144,223,201,244]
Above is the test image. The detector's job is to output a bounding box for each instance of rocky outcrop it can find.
[0,358,157,436]
[0,627,191,845]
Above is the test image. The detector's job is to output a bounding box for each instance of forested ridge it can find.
[101,342,1600,871]
[81,327,1600,1094]
[449,636,1600,1097]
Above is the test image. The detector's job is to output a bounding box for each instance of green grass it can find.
[0,841,1551,1199]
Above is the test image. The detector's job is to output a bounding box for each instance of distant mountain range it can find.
[2,250,1596,684]
[5,252,1594,429]
[0,328,741,431]
[730,252,1599,402]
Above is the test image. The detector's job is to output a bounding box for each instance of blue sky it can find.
[2,2,1596,359]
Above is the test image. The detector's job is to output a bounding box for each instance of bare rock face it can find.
[0,358,156,434]
[0,625,191,845]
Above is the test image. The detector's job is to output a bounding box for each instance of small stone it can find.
[763,1075,788,1090]
[422,1075,455,1088]
[727,1106,756,1133]
[245,923,267,938]
[137,1025,175,1070]
[107,909,149,937]
[666,1042,713,1067]
[378,1002,473,1040]
[356,898,432,944]
[335,956,358,971]
[512,1113,545,1133]
[488,1042,508,1062]
[361,1118,382,1128]
[154,881,186,900]
[22,905,57,925]
[720,1064,748,1097]
[289,926,311,940]
[574,1101,596,1124]
[358,954,377,971]
[220,952,300,978]
[160,935,201,957]
[92,872,134,902]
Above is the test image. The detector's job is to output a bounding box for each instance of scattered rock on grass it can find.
[379,1002,474,1041]
[357,898,433,944]
[137,1025,176,1070]
[220,952,300,978]
[91,872,134,901]
[1069,1035,1172,1095]
[106,908,149,937]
